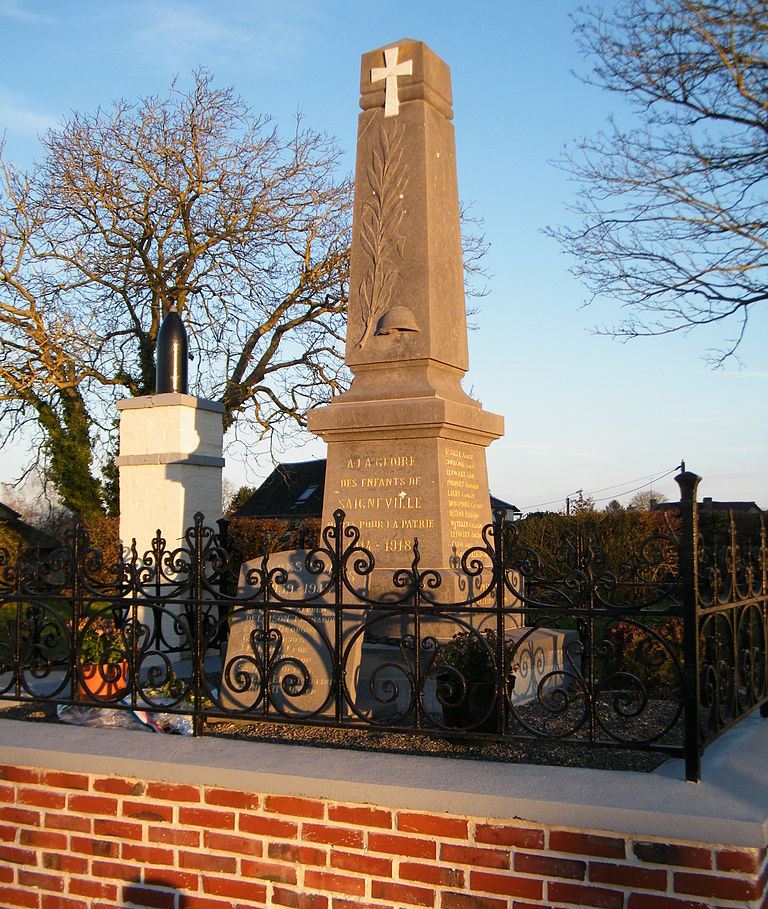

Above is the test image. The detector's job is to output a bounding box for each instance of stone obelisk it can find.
[309,39,503,578]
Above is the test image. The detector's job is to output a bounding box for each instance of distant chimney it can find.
[703,497,713,506]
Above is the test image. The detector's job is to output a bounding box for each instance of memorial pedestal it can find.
[116,393,224,656]
[116,393,224,554]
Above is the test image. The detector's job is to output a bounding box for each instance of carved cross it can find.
[370,46,413,117]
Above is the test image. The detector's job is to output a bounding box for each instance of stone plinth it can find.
[318,436,497,568]
[116,393,224,554]
[116,392,224,656]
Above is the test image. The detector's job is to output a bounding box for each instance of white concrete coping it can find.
[117,394,224,413]
[1,712,766,847]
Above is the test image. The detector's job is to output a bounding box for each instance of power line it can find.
[519,464,681,514]
[577,466,680,497]
[589,467,680,505]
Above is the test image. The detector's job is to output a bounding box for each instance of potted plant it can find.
[75,614,130,700]
[435,628,514,733]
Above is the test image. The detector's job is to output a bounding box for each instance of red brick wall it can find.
[1,763,766,909]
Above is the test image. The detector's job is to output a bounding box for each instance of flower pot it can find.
[78,660,129,700]
[439,676,501,734]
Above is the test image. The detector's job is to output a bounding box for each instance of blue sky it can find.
[0,0,765,510]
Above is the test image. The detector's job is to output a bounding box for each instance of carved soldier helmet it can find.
[375,306,420,335]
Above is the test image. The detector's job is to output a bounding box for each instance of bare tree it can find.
[0,153,110,516]
[550,0,768,362]
[1,71,488,516]
[629,490,668,511]
[0,72,351,514]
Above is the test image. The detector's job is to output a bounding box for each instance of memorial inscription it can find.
[335,449,432,553]
[444,444,486,550]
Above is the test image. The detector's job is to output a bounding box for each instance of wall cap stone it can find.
[0,711,766,847]
[117,393,224,413]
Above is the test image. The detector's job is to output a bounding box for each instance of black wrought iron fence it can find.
[0,469,765,781]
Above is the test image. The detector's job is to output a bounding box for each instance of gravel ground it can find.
[0,700,677,773]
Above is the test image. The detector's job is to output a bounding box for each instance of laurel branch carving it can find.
[356,119,408,349]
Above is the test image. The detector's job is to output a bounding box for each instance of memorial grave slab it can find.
[220,550,368,719]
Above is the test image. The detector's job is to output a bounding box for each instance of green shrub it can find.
[75,615,126,665]
[435,629,515,683]
[603,618,683,696]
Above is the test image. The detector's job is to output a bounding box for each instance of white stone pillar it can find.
[116,393,224,554]
[115,392,224,660]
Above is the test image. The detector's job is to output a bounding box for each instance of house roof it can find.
[653,499,762,515]
[491,495,519,515]
[233,460,518,520]
[700,500,762,514]
[0,502,60,550]
[0,503,21,522]
[233,460,327,519]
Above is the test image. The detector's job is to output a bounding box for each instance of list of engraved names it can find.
[445,445,484,549]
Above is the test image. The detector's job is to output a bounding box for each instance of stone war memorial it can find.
[223,38,572,721]
[308,39,504,578]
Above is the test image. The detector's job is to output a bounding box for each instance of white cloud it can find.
[722,370,768,379]
[0,87,57,136]
[134,2,250,54]
[128,0,314,71]
[0,0,55,24]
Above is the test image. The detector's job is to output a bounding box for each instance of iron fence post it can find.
[216,518,230,597]
[192,513,205,736]
[333,509,345,725]
[493,510,506,735]
[71,517,83,703]
[412,541,422,732]
[214,518,231,652]
[727,511,740,716]
[150,531,164,650]
[676,469,702,782]
[128,538,139,710]
[13,543,22,700]
[583,526,598,744]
